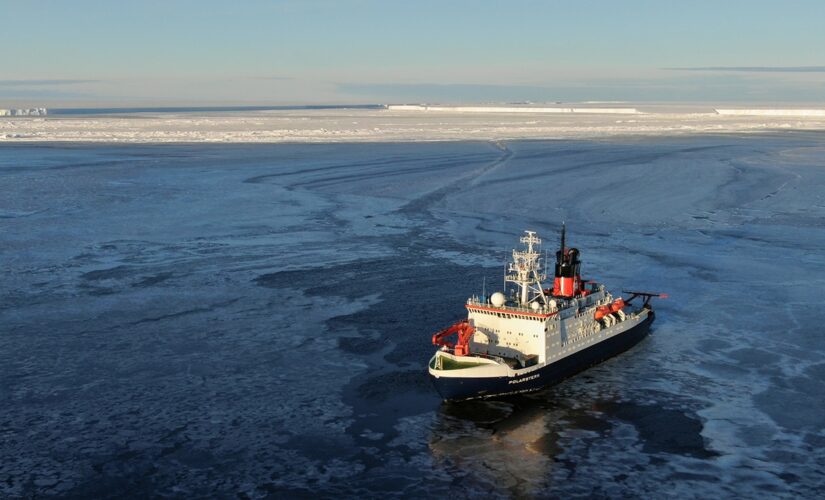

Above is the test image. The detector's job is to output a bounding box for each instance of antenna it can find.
[560,221,566,257]
[482,276,486,302]
[503,251,507,293]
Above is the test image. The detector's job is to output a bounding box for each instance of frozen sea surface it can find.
[2,136,825,498]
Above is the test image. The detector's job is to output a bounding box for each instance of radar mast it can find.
[506,231,548,306]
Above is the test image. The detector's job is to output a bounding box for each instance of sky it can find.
[1,0,824,105]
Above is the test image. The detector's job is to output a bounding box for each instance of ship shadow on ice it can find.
[433,386,718,462]
[428,388,717,495]
[428,397,563,496]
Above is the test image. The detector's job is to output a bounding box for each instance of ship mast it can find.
[505,231,548,306]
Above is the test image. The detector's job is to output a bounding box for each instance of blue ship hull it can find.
[430,311,654,402]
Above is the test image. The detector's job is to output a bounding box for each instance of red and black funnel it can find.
[552,223,582,297]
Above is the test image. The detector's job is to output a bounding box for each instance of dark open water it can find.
[2,136,825,498]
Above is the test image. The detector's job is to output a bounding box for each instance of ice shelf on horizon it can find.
[715,108,825,117]
[387,104,639,114]
[0,108,48,117]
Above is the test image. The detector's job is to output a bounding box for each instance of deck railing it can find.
[466,297,558,315]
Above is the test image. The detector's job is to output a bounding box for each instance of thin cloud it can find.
[0,79,101,87]
[663,66,825,73]
[246,76,295,81]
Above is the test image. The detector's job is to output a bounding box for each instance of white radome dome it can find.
[531,301,540,310]
[490,292,506,307]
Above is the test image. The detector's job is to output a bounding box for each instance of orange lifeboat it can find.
[594,298,625,321]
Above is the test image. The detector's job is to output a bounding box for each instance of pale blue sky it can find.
[2,0,824,104]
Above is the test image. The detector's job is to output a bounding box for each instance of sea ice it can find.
[1,105,824,143]
[2,135,824,497]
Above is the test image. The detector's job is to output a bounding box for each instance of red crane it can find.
[432,320,475,356]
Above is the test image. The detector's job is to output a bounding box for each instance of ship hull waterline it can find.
[430,311,654,402]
